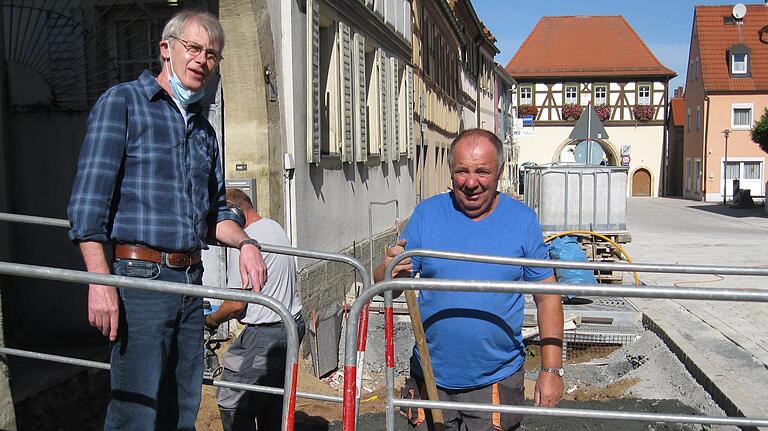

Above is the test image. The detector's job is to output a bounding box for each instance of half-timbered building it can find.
[506,16,676,196]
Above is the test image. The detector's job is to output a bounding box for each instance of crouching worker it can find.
[205,189,305,431]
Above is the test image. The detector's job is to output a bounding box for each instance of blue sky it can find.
[472,0,754,93]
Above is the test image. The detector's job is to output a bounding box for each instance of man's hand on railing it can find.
[88,284,119,341]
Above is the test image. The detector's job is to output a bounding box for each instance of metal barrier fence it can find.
[338,248,768,431]
[0,212,375,429]
[0,261,301,431]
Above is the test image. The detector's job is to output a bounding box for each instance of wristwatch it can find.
[540,367,564,377]
[238,238,261,250]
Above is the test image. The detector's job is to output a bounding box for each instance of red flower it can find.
[632,105,655,121]
[518,104,538,117]
[594,105,611,122]
[562,104,584,121]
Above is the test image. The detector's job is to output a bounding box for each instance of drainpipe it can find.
[662,82,669,196]
[703,94,710,202]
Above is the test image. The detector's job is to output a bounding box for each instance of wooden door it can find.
[632,169,651,196]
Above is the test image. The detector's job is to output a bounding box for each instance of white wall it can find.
[517,124,665,196]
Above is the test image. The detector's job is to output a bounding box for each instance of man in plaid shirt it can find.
[68,10,266,430]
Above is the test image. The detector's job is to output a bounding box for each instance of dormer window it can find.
[728,44,750,76]
[732,53,747,74]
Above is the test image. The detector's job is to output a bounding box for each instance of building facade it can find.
[681,4,768,202]
[506,16,676,197]
[411,0,462,200]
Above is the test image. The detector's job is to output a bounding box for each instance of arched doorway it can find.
[632,168,652,196]
[553,139,618,165]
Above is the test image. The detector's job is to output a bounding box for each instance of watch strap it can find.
[540,367,564,377]
[238,238,261,250]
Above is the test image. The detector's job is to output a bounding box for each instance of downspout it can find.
[703,94,710,202]
[662,82,669,196]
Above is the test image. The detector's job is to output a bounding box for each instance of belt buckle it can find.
[163,252,188,268]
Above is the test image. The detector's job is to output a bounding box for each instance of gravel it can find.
[337,304,739,431]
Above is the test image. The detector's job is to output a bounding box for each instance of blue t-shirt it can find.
[403,192,553,390]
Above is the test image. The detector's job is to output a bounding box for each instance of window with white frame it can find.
[564,84,578,104]
[365,46,380,157]
[318,16,341,157]
[731,104,753,129]
[744,161,762,180]
[724,161,739,180]
[731,53,747,75]
[686,108,691,132]
[593,84,607,105]
[519,85,533,105]
[637,83,651,105]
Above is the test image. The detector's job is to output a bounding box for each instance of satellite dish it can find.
[732,3,746,20]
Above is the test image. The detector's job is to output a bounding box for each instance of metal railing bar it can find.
[212,379,344,403]
[0,212,70,228]
[341,279,768,431]
[0,261,300,431]
[387,248,768,277]
[0,347,110,370]
[393,399,768,427]
[3,212,765,278]
[0,347,344,404]
[365,279,768,310]
[0,212,370,427]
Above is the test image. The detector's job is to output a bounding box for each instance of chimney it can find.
[674,86,684,98]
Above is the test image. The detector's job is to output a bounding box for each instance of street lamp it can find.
[722,128,730,205]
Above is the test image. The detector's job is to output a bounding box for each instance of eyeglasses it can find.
[169,36,222,63]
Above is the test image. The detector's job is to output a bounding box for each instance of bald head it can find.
[448,129,504,174]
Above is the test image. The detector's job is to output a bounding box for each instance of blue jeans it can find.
[104,258,204,431]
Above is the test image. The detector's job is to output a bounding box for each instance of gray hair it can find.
[448,128,504,173]
[162,10,225,53]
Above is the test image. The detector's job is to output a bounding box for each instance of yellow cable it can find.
[544,230,640,285]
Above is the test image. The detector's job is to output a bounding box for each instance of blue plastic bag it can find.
[548,236,598,301]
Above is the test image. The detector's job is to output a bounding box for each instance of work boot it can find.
[218,407,256,431]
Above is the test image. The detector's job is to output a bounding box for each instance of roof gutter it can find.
[437,0,466,47]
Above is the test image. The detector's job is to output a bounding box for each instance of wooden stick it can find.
[405,290,445,431]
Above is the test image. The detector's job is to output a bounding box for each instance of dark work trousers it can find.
[414,368,524,431]
[217,314,305,431]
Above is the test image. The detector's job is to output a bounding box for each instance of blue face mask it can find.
[167,49,206,105]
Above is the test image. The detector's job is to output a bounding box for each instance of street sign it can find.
[569,104,609,141]
[620,155,630,166]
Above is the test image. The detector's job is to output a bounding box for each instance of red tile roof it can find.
[505,16,676,78]
[694,5,768,93]
[670,98,686,127]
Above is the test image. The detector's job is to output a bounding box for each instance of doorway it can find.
[632,169,652,196]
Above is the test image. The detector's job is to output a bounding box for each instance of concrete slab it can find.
[624,197,768,429]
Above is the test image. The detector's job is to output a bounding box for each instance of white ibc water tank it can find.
[524,164,628,232]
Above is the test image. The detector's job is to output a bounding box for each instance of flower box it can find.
[562,104,584,121]
[594,105,611,122]
[632,105,655,122]
[518,104,538,118]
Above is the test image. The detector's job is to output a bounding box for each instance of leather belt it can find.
[115,244,201,268]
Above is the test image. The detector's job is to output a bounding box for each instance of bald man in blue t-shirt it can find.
[375,129,563,431]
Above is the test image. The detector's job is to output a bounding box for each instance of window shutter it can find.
[378,48,389,160]
[353,33,368,162]
[391,56,400,160]
[339,22,354,162]
[306,0,321,163]
[406,65,415,158]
